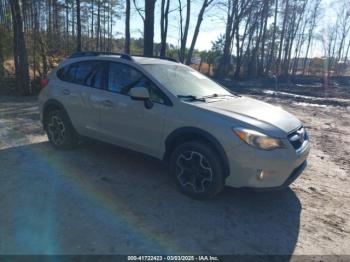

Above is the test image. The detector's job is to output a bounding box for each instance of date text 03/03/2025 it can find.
[127,255,220,261]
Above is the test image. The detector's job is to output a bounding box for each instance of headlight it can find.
[233,128,284,150]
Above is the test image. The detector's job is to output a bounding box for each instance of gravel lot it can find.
[0,94,349,255]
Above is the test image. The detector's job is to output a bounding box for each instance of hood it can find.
[192,96,301,134]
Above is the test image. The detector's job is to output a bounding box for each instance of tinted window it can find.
[57,61,105,89]
[75,62,96,85]
[108,63,165,104]
[108,63,140,94]
[57,64,77,82]
[85,62,105,89]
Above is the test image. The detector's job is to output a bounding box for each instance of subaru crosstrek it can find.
[38,52,310,199]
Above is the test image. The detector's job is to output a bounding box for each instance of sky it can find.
[113,1,226,50]
[112,0,339,58]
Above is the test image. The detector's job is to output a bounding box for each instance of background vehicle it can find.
[39,52,310,200]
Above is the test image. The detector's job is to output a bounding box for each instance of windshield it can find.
[143,64,232,98]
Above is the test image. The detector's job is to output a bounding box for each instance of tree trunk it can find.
[248,7,265,78]
[233,20,241,79]
[344,38,350,63]
[303,0,320,75]
[265,0,278,74]
[9,0,30,95]
[178,0,191,63]
[65,0,69,55]
[38,34,48,78]
[276,0,289,74]
[96,1,101,51]
[198,57,203,71]
[31,1,37,78]
[76,0,82,52]
[292,13,307,76]
[0,25,4,77]
[71,0,75,38]
[91,0,94,50]
[124,0,130,54]
[216,0,235,78]
[144,0,156,57]
[258,2,269,76]
[160,0,170,57]
[233,6,252,79]
[185,0,213,65]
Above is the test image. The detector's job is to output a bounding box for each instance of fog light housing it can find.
[257,170,271,180]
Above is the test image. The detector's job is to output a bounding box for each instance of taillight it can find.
[40,79,49,89]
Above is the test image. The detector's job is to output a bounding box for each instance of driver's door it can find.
[98,62,170,158]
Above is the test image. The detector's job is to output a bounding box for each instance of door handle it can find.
[63,89,70,95]
[102,100,114,107]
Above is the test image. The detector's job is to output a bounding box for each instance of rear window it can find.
[57,61,105,89]
[57,64,77,82]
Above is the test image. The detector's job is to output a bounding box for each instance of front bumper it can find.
[225,139,310,189]
[251,160,307,191]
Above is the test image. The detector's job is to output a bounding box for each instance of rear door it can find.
[56,60,107,137]
[74,61,108,137]
[56,62,83,131]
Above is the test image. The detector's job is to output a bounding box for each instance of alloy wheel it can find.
[176,151,213,193]
[47,115,66,146]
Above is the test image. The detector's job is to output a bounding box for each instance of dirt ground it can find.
[0,92,349,256]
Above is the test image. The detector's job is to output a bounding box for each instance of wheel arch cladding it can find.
[164,127,230,177]
[43,99,72,130]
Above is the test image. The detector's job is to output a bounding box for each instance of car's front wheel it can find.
[170,141,225,200]
[44,110,78,150]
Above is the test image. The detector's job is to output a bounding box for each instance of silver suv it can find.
[39,52,310,199]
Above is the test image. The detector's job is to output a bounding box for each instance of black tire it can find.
[169,141,225,200]
[44,110,78,150]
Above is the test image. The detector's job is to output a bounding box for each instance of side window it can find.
[57,67,65,80]
[108,63,165,104]
[85,62,105,89]
[108,63,141,94]
[57,64,77,82]
[75,62,96,85]
[57,61,105,89]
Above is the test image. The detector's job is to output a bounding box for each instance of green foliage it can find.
[204,34,225,75]
[210,34,225,55]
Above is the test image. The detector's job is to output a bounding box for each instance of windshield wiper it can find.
[177,95,206,102]
[203,93,236,99]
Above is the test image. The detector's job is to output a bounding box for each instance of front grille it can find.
[288,126,308,150]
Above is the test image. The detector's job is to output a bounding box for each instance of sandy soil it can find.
[0,94,349,255]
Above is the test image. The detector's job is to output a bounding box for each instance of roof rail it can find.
[68,52,178,63]
[132,55,178,63]
[69,51,134,61]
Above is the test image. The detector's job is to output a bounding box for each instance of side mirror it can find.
[130,87,150,100]
[129,87,153,109]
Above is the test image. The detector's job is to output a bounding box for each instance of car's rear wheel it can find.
[170,141,225,200]
[45,110,77,150]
